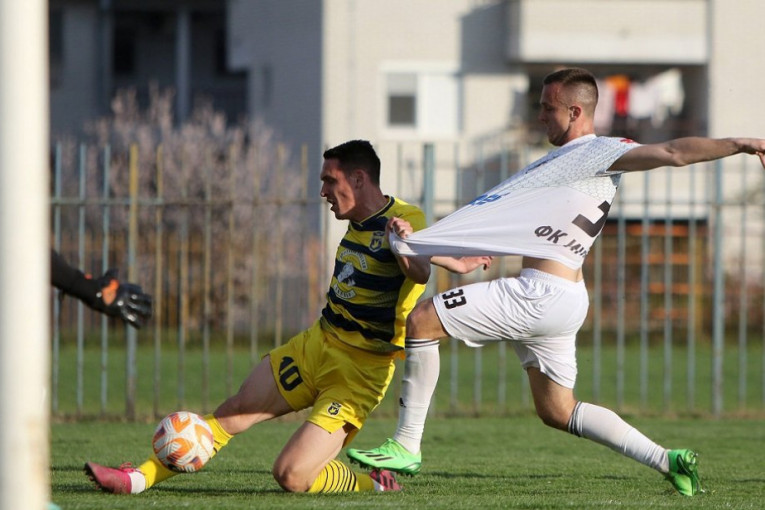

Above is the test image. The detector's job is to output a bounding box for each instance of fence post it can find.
[663,170,674,413]
[100,145,112,416]
[250,147,261,366]
[762,172,765,410]
[77,144,86,417]
[711,160,724,416]
[737,158,749,410]
[52,144,63,415]
[154,144,164,419]
[616,187,626,411]
[274,144,285,347]
[497,143,508,413]
[226,145,236,397]
[202,149,212,413]
[178,153,190,410]
[592,231,602,403]
[422,142,439,416]
[687,166,698,412]
[640,171,650,410]
[126,143,139,421]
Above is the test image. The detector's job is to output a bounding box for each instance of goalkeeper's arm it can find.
[51,249,153,328]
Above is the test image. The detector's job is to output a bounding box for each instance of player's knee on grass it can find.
[272,461,312,493]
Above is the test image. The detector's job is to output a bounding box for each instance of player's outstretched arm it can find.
[612,137,765,172]
[51,250,153,328]
[431,255,493,274]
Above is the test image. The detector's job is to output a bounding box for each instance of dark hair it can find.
[543,67,599,105]
[323,140,381,185]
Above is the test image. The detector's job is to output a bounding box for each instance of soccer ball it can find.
[152,411,215,473]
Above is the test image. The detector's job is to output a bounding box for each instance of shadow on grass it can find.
[426,470,566,481]
[52,463,93,472]
[151,486,285,496]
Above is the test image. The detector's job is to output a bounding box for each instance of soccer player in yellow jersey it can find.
[85,139,491,494]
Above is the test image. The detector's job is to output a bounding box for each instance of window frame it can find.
[379,61,461,141]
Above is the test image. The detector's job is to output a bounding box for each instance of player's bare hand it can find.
[386,217,413,239]
[463,256,494,272]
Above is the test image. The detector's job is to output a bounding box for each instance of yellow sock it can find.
[355,471,375,491]
[139,414,233,489]
[137,454,176,489]
[204,413,234,452]
[308,459,375,493]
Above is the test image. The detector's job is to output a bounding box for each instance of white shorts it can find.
[432,268,588,388]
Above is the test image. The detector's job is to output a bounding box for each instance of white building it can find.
[50,0,246,136]
[227,0,765,274]
[47,1,765,283]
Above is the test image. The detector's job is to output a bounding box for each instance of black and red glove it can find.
[91,269,153,329]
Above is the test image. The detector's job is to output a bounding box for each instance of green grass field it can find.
[53,415,764,509]
[49,339,764,507]
[52,340,765,420]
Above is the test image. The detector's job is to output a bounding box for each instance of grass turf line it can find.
[54,415,764,509]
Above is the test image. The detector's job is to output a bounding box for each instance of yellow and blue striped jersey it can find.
[320,196,426,353]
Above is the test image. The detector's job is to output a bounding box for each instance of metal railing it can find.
[50,139,765,420]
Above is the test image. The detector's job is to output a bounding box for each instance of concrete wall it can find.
[320,1,525,265]
[322,0,524,146]
[708,0,765,141]
[51,1,245,134]
[508,0,707,64]
[232,0,323,162]
[226,0,765,278]
[50,4,101,135]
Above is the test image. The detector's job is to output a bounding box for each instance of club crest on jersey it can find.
[337,262,356,287]
[370,231,385,252]
[327,402,342,416]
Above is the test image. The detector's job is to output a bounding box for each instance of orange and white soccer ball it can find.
[152,411,215,473]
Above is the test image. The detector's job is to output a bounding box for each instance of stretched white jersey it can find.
[391,135,639,270]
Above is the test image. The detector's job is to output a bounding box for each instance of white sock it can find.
[391,339,440,454]
[567,401,669,473]
[128,470,147,494]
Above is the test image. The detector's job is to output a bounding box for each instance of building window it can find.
[113,25,136,76]
[215,28,228,75]
[49,8,63,88]
[386,73,417,127]
[261,64,272,108]
[383,66,459,138]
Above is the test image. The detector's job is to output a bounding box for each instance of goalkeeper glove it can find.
[92,269,153,329]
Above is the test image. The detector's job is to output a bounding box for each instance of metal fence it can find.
[50,139,765,420]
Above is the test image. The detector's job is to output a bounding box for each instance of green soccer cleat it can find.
[347,438,422,476]
[665,449,703,496]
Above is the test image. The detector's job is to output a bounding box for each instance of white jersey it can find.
[391,135,639,270]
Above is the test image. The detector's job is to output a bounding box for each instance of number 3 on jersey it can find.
[441,289,467,309]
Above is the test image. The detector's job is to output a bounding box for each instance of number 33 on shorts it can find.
[441,289,467,309]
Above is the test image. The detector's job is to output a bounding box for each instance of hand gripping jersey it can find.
[390,135,639,270]
[321,197,427,353]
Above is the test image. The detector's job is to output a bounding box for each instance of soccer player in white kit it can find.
[347,67,765,496]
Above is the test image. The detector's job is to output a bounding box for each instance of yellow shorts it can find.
[268,320,396,445]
